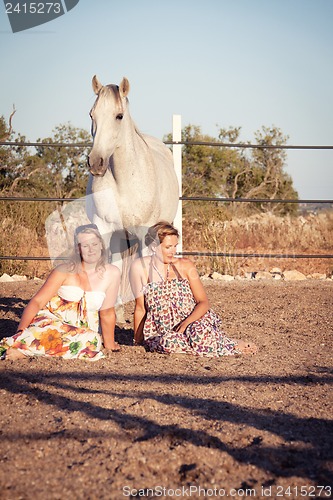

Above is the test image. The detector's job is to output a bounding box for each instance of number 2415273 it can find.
[5,3,62,15]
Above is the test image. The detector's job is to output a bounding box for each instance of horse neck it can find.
[124,112,146,144]
[114,117,150,172]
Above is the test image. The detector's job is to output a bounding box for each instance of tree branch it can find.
[8,105,16,136]
[232,167,249,199]
[9,167,43,194]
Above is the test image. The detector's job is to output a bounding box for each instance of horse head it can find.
[88,76,130,176]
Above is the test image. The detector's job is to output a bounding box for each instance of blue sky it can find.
[1,0,332,200]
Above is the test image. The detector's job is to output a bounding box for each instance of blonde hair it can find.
[145,221,179,247]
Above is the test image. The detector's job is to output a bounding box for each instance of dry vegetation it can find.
[1,201,333,279]
[1,201,62,278]
[183,210,333,277]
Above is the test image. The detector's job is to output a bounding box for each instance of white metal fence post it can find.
[172,114,182,253]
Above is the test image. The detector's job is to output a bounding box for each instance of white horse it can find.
[86,75,179,301]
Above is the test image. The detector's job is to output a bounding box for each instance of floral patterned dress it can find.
[0,286,105,361]
[142,276,240,357]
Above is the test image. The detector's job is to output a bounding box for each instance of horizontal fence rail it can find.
[165,141,333,150]
[1,252,333,261]
[180,197,333,204]
[2,140,333,150]
[181,252,333,259]
[1,196,332,204]
[1,139,332,264]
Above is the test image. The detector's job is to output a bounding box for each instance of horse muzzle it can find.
[88,155,108,176]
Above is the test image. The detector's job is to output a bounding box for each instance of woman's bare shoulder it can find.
[51,263,72,276]
[104,263,121,278]
[174,257,196,271]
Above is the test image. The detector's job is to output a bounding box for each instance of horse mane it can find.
[102,85,124,110]
[134,123,149,147]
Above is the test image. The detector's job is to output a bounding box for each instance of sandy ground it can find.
[0,279,332,500]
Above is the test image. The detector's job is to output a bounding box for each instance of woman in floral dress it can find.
[129,222,257,357]
[0,224,120,361]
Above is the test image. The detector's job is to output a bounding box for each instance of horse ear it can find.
[92,75,103,95]
[119,77,130,98]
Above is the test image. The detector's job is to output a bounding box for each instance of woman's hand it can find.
[173,321,188,333]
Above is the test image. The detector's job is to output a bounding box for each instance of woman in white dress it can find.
[0,224,120,361]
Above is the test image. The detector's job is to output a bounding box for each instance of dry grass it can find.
[0,202,53,278]
[183,210,333,277]
[1,202,332,278]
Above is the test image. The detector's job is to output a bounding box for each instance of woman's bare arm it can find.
[129,259,147,344]
[99,265,121,350]
[16,268,67,332]
[173,259,209,333]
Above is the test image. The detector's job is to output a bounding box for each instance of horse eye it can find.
[116,113,123,120]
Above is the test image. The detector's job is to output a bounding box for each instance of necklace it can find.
[152,261,170,281]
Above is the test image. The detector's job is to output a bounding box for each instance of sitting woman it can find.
[129,221,257,357]
[0,223,121,361]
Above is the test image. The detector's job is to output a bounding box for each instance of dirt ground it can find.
[0,279,332,500]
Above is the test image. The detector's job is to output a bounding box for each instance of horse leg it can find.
[109,229,139,325]
[120,230,140,302]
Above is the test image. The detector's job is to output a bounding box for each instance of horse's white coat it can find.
[86,76,179,299]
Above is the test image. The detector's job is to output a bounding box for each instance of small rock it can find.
[0,273,14,282]
[210,272,234,281]
[210,272,223,280]
[219,274,235,281]
[11,274,28,282]
[270,267,282,274]
[309,273,327,280]
[283,270,307,281]
[254,271,273,280]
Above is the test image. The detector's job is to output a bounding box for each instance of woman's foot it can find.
[104,341,121,352]
[235,340,258,355]
[5,348,27,360]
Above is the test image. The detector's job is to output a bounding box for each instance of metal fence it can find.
[1,139,332,262]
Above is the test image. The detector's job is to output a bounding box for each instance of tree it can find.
[1,119,91,198]
[34,123,91,199]
[228,126,298,213]
[0,110,32,193]
[0,120,92,255]
[165,124,298,217]
[171,124,244,198]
